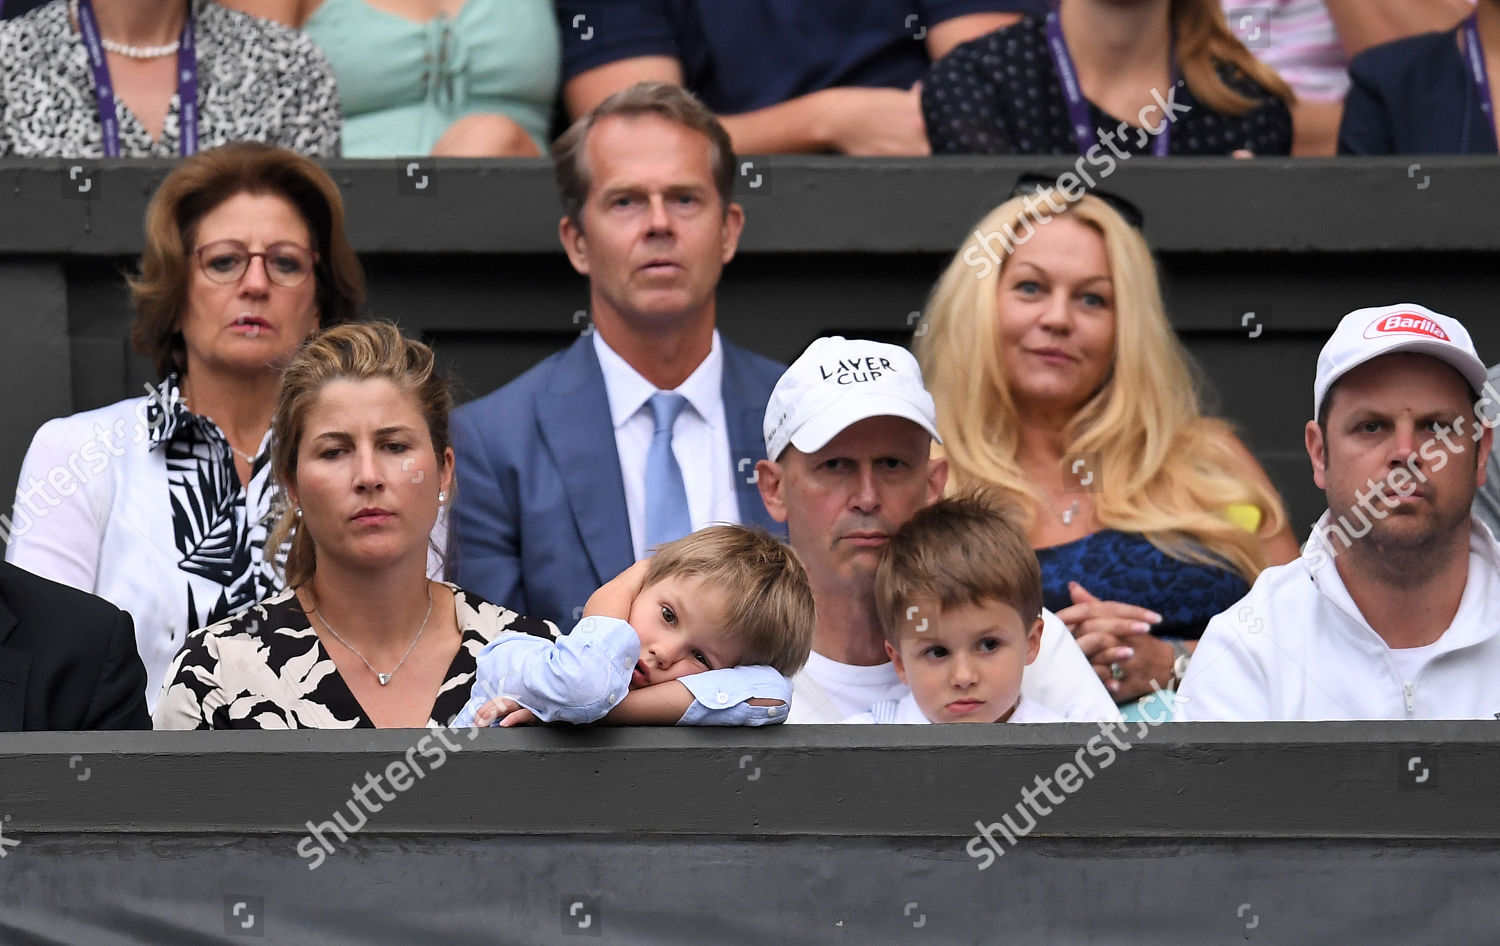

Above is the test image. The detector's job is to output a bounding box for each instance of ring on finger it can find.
[1109,662,1125,681]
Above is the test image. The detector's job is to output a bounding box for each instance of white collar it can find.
[593,329,723,430]
[1303,510,1500,654]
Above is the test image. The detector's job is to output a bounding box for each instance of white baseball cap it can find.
[1313,303,1487,418]
[764,336,941,461]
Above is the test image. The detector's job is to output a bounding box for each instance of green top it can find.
[303,0,560,157]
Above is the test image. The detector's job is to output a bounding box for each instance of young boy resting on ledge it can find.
[453,526,815,727]
[846,493,1065,724]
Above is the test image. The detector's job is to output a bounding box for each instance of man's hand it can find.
[815,85,931,156]
[584,559,651,622]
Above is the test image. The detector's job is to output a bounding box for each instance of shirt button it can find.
[716,691,730,705]
[768,705,784,716]
[609,692,618,702]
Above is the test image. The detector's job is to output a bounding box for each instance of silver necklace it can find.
[69,0,183,58]
[1059,500,1081,526]
[180,378,266,468]
[312,583,434,686]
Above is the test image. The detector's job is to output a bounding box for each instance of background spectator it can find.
[1338,0,1497,154]
[1225,0,1476,155]
[0,0,50,19]
[0,0,340,157]
[916,188,1298,716]
[924,0,1294,156]
[451,82,783,629]
[557,0,1045,155]
[1178,304,1499,721]
[0,563,150,731]
[6,142,364,712]
[156,323,556,729]
[225,0,559,157]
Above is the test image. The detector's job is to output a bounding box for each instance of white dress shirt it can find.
[593,330,740,561]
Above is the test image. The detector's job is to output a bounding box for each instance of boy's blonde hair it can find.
[645,526,815,675]
[875,493,1043,644]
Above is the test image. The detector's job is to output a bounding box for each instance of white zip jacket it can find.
[1176,512,1500,721]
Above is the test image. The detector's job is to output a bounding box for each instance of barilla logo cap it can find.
[764,336,940,461]
[1314,303,1486,417]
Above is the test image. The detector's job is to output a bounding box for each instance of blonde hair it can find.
[1174,0,1295,115]
[268,322,453,588]
[875,492,1042,645]
[645,526,815,675]
[915,191,1284,583]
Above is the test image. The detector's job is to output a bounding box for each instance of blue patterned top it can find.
[1035,530,1250,640]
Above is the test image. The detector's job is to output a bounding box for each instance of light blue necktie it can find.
[645,392,692,551]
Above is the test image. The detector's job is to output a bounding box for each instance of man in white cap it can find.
[755,336,1117,723]
[1177,303,1500,721]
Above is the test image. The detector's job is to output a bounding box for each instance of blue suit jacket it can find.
[451,334,785,628]
[1339,27,1499,155]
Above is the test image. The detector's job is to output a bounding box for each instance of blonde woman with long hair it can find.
[915,187,1299,713]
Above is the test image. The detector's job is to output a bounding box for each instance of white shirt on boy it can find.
[787,609,1120,723]
[842,692,1066,724]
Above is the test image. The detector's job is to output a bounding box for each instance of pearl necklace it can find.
[69,0,183,59]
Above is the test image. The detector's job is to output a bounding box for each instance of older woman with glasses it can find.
[5,141,364,712]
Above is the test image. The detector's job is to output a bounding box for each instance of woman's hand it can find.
[1057,582,1169,702]
[583,559,651,622]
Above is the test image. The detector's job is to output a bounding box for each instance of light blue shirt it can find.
[452,615,792,726]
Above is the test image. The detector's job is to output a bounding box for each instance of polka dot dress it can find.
[922,17,1292,156]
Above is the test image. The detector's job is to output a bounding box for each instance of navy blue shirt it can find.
[0,0,48,19]
[557,0,1046,115]
[1034,530,1250,641]
[923,17,1292,155]
[1339,26,1499,155]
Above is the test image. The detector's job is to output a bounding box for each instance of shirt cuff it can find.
[469,615,638,725]
[675,665,793,726]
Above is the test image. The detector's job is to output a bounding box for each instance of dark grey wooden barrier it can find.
[1,723,1497,944]
[2,156,1499,536]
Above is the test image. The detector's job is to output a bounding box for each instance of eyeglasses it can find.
[1010,173,1146,231]
[194,240,318,287]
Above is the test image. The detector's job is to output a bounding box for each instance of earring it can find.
[295,507,303,518]
[438,490,447,504]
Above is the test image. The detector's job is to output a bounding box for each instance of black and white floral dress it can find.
[154,584,557,729]
[0,0,342,157]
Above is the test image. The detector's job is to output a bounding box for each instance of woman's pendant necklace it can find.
[1060,500,1080,526]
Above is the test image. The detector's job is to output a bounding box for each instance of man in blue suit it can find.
[452,81,784,627]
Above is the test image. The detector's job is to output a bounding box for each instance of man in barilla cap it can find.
[754,336,1117,723]
[1178,303,1500,721]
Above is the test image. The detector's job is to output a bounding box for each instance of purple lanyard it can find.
[76,0,198,157]
[1463,13,1495,126]
[1045,7,1173,157]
